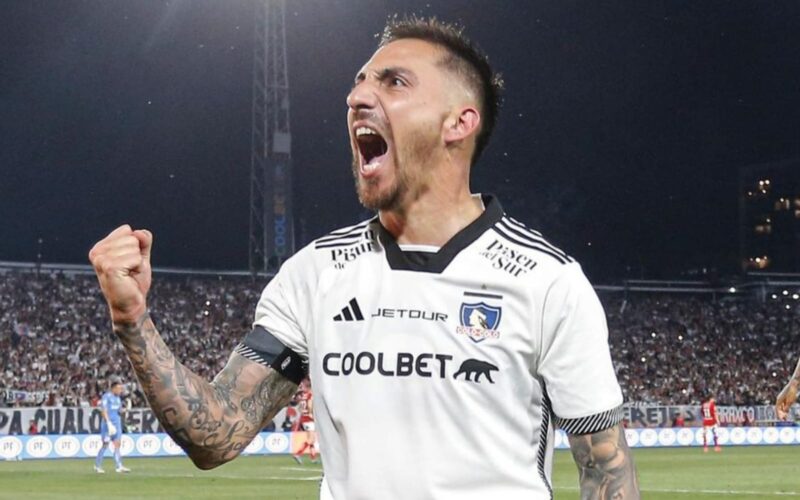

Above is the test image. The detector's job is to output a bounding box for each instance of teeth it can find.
[356,126,378,137]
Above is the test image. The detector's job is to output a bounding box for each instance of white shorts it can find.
[302,421,315,432]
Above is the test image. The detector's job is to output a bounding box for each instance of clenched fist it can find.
[89,224,153,326]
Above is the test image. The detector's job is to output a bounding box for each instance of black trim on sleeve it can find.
[236,325,307,384]
[537,384,554,499]
[555,405,624,435]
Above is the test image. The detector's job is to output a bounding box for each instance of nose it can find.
[346,80,378,112]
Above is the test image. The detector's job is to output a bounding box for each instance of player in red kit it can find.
[701,396,720,452]
[292,381,318,464]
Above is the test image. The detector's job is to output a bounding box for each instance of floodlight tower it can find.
[249,0,295,274]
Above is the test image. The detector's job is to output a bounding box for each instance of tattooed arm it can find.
[115,313,297,469]
[567,424,640,500]
[89,225,297,469]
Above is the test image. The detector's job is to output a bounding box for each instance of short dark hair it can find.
[379,16,504,165]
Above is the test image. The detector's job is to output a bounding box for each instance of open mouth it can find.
[355,126,388,175]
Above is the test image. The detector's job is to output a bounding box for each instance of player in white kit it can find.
[88,16,638,500]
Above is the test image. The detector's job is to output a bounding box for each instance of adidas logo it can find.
[333,298,364,322]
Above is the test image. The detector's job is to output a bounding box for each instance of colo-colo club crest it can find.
[457,302,501,343]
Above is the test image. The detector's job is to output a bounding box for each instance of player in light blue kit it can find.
[94,376,130,473]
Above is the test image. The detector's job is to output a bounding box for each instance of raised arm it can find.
[89,225,297,469]
[776,355,800,420]
[115,314,297,468]
[567,424,640,500]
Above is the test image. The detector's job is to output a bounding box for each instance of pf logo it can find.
[453,358,499,384]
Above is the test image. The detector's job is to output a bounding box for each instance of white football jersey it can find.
[238,195,623,500]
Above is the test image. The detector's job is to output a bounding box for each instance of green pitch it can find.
[0,447,797,499]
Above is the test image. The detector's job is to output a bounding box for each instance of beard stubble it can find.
[352,125,439,212]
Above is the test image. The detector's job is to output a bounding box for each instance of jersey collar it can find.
[375,194,504,273]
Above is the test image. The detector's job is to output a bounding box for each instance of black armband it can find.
[234,325,307,384]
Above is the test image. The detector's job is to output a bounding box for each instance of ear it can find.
[443,106,481,147]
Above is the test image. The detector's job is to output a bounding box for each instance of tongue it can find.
[362,151,387,173]
[359,135,387,164]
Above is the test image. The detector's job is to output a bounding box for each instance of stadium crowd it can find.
[605,293,800,406]
[1,269,799,408]
[0,269,260,408]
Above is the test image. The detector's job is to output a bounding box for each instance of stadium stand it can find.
[602,293,800,406]
[1,268,261,408]
[2,267,799,408]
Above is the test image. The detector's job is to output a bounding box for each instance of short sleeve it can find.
[235,255,310,384]
[254,257,310,359]
[538,263,623,435]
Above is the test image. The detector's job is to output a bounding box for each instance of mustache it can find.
[351,109,384,127]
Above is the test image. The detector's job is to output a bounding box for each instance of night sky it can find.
[1,1,798,281]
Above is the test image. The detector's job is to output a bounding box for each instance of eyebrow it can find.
[353,66,417,86]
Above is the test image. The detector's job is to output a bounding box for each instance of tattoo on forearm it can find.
[568,425,640,500]
[113,313,298,468]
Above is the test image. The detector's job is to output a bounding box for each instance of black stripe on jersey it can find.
[315,220,372,245]
[537,384,554,500]
[491,226,569,265]
[498,218,573,262]
[315,229,375,249]
[318,219,371,239]
[463,291,504,300]
[315,237,366,249]
[316,230,366,247]
[237,325,307,384]
[505,216,544,238]
[555,405,623,435]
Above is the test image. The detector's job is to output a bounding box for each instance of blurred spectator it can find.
[1,269,263,407]
[28,419,38,435]
[2,269,798,407]
[603,293,800,406]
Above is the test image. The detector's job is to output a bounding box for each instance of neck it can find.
[379,188,484,246]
